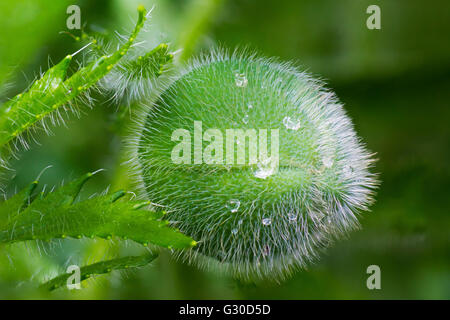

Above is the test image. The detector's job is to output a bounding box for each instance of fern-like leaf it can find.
[0,172,196,249]
[40,253,158,291]
[0,6,148,163]
[103,43,174,104]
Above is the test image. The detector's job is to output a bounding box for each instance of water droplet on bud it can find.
[283,116,301,130]
[235,73,248,87]
[253,157,277,179]
[226,199,240,213]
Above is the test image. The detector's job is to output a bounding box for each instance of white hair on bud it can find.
[127,48,379,281]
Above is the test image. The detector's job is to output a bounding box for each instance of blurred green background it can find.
[0,0,449,299]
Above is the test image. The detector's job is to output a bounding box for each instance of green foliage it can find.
[0,6,147,164]
[103,43,174,104]
[0,5,199,291]
[0,172,196,249]
[41,253,158,291]
[120,43,173,81]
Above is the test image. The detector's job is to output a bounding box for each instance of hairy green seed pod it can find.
[130,51,378,280]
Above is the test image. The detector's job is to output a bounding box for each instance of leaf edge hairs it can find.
[128,50,379,282]
[0,5,149,174]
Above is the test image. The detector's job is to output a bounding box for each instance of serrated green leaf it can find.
[0,172,196,249]
[0,180,37,229]
[0,6,147,154]
[40,253,158,291]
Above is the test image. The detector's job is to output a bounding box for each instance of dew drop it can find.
[283,116,301,130]
[242,114,249,124]
[231,228,238,235]
[262,217,272,226]
[226,199,240,213]
[253,157,277,179]
[248,104,253,110]
[235,73,248,87]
